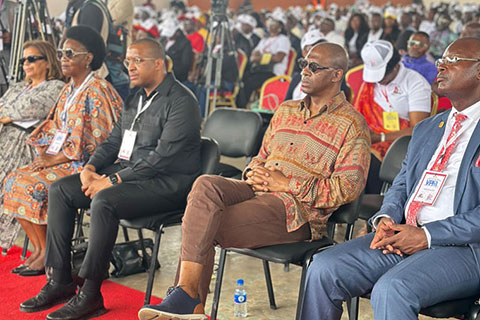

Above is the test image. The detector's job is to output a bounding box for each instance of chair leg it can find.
[262,260,277,310]
[73,209,85,246]
[347,296,360,320]
[295,262,308,320]
[122,226,130,241]
[137,229,149,269]
[210,248,227,320]
[144,226,163,305]
[22,235,29,260]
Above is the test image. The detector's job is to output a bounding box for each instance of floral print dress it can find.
[2,75,122,226]
[0,80,64,249]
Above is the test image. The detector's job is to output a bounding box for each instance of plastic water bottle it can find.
[234,279,248,318]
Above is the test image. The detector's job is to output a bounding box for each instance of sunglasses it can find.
[407,40,427,48]
[57,48,89,60]
[298,57,333,73]
[435,56,480,67]
[20,55,46,64]
[123,57,157,69]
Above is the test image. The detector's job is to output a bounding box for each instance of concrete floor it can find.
[14,156,455,319]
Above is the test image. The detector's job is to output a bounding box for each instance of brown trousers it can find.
[178,175,311,304]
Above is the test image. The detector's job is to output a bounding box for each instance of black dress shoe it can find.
[20,280,76,313]
[11,264,28,274]
[46,291,106,320]
[18,266,46,277]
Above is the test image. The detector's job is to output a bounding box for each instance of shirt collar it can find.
[140,73,175,100]
[299,91,347,115]
[405,54,428,63]
[450,100,480,124]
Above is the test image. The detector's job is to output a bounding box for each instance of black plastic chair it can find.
[202,107,264,178]
[118,137,220,305]
[210,193,363,320]
[359,135,411,230]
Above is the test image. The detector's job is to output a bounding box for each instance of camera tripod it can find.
[202,0,239,118]
[8,0,56,84]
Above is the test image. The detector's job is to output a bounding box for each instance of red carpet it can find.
[0,246,162,320]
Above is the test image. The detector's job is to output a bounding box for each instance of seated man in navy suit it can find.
[301,37,480,320]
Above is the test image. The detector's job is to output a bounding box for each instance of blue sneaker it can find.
[138,286,206,320]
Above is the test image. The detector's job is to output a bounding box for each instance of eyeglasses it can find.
[19,55,46,64]
[435,56,480,67]
[123,57,157,68]
[298,57,332,73]
[56,49,89,60]
[407,40,427,48]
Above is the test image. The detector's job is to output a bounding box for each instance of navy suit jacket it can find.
[371,109,480,259]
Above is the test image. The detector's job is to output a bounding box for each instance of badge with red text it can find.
[46,130,68,155]
[118,129,137,160]
[412,170,448,206]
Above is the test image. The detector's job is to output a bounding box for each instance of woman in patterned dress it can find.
[3,26,123,276]
[0,40,65,252]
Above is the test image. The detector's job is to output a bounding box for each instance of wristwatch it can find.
[109,174,119,185]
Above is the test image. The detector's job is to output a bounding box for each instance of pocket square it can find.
[475,154,480,167]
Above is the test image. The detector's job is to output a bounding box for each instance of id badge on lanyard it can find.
[46,130,68,155]
[380,85,400,131]
[412,170,448,206]
[117,93,158,161]
[46,72,94,156]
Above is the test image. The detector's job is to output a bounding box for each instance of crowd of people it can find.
[0,0,479,319]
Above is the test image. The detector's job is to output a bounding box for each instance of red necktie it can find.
[405,113,468,226]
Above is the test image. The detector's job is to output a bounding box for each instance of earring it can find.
[85,64,90,69]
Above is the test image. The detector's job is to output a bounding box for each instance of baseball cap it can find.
[361,40,394,83]
[301,29,326,50]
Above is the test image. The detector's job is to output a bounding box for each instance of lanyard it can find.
[61,72,94,128]
[437,114,470,159]
[130,92,159,130]
[379,85,393,110]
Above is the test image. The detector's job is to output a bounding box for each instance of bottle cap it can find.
[237,279,244,286]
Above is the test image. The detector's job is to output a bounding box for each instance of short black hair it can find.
[413,31,430,41]
[65,26,105,71]
[385,46,401,75]
[131,38,165,60]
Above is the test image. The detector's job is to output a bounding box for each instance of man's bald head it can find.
[309,42,349,76]
[461,22,480,39]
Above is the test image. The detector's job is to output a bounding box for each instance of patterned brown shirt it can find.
[246,92,371,240]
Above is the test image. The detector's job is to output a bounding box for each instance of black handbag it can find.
[110,238,159,277]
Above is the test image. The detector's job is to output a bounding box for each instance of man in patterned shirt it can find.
[137,42,371,320]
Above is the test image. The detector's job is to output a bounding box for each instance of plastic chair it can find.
[118,137,220,305]
[210,194,363,320]
[209,49,248,110]
[285,49,297,77]
[357,135,411,227]
[431,92,439,116]
[345,64,364,104]
[202,107,264,178]
[256,75,291,112]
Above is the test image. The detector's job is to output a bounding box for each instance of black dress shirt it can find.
[87,73,201,194]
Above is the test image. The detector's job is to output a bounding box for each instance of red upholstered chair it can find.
[345,64,364,104]
[258,75,291,112]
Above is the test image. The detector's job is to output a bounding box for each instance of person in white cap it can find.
[285,29,326,100]
[233,14,260,58]
[236,12,291,108]
[161,18,193,83]
[381,7,401,44]
[354,39,431,194]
